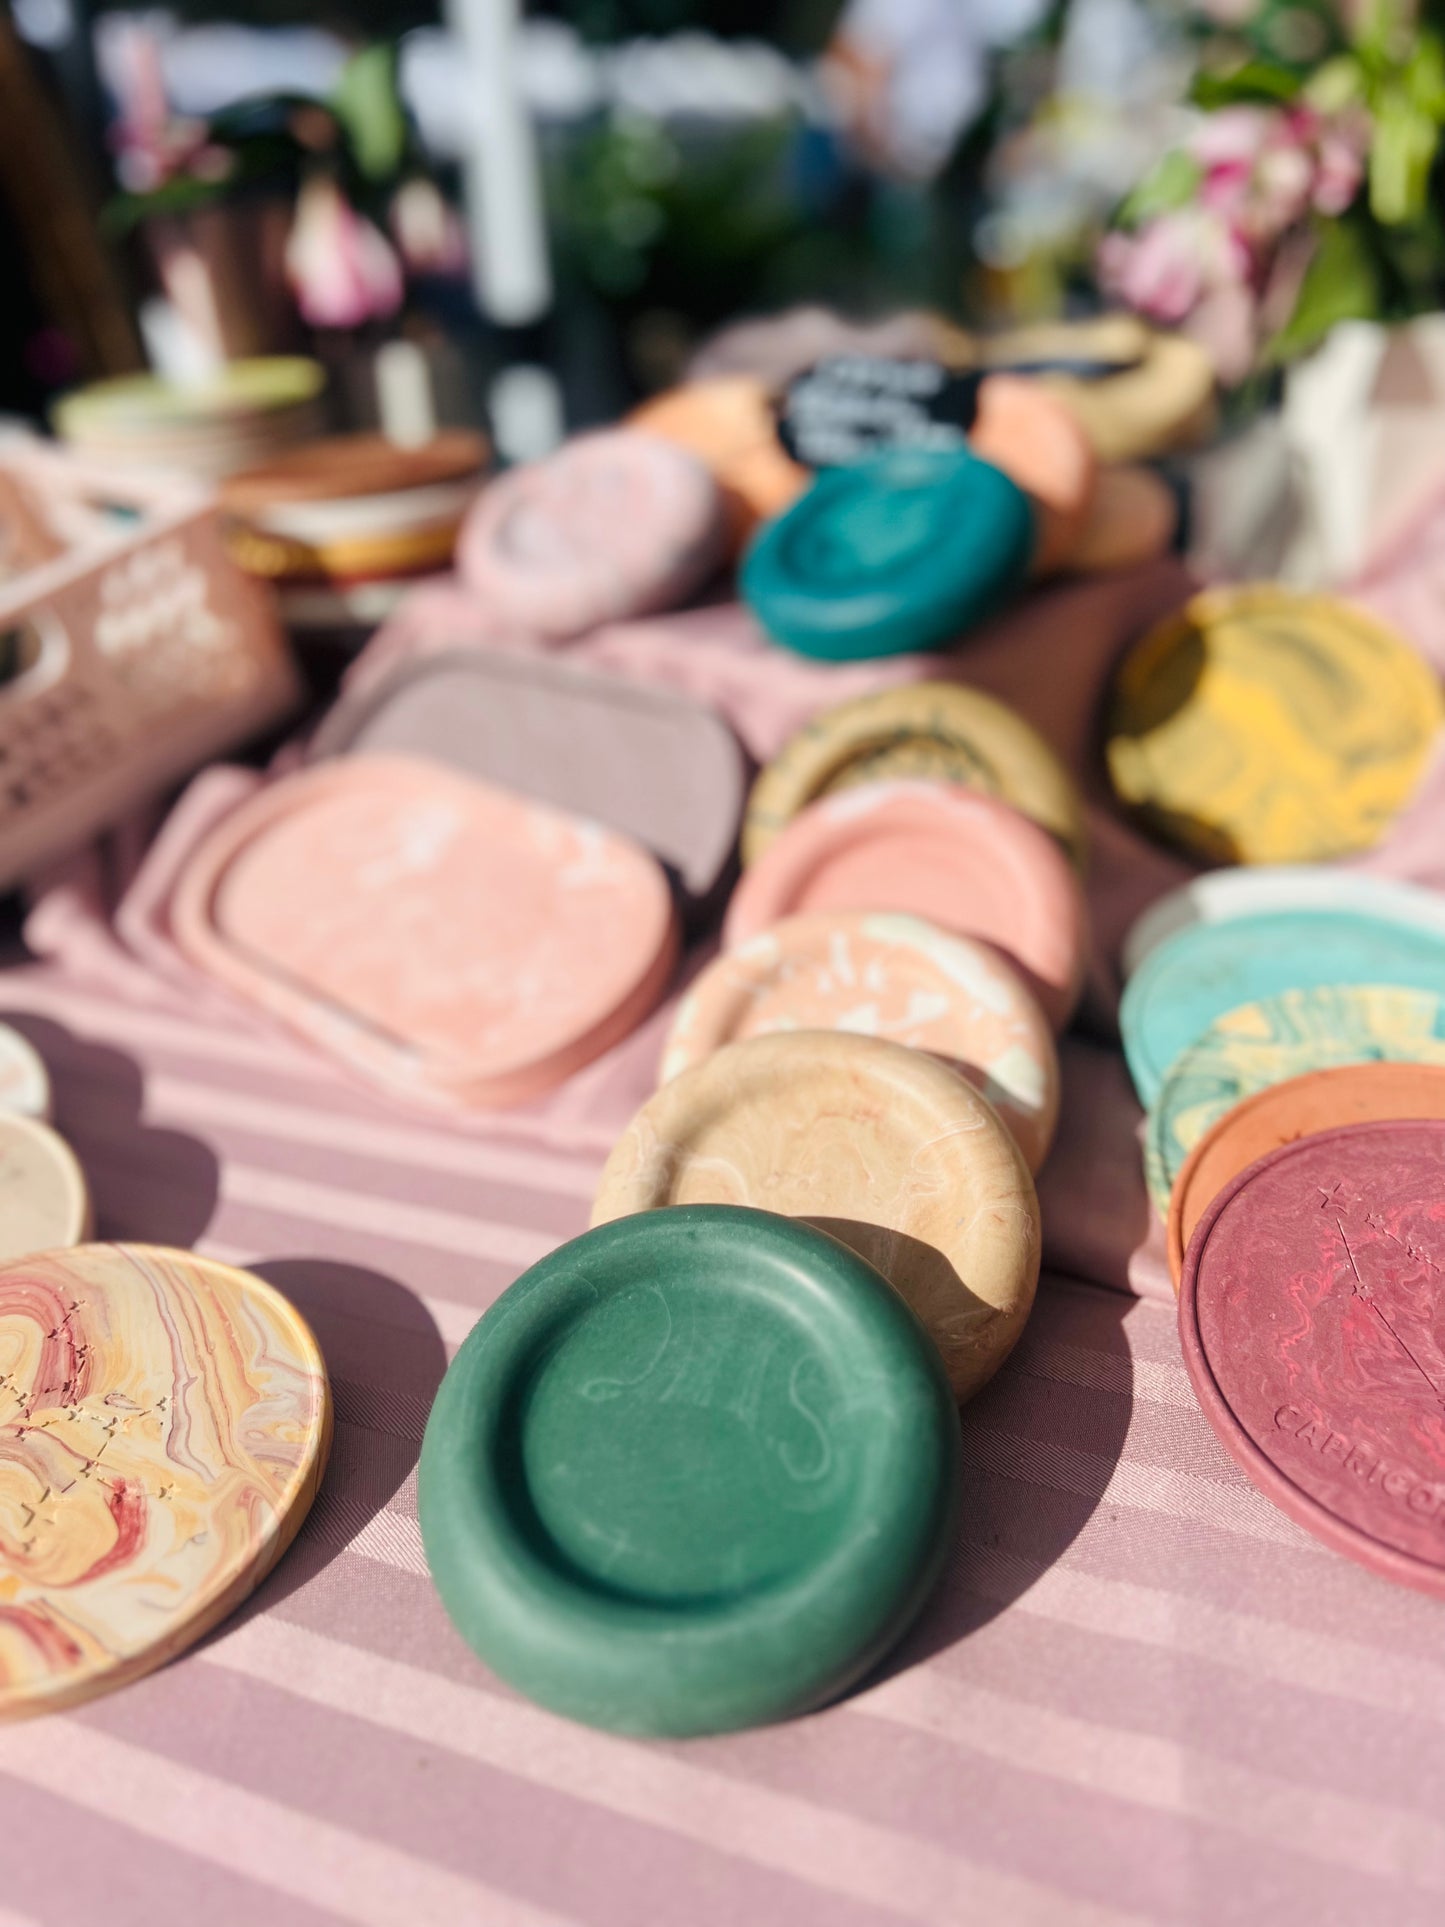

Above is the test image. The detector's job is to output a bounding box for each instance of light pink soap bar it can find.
[455,429,726,639]
[725,781,1088,1031]
[170,755,679,1108]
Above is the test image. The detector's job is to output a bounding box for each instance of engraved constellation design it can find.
[1335,1216,1445,1412]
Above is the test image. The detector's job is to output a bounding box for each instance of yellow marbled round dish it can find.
[0,1244,330,1717]
[1106,586,1444,865]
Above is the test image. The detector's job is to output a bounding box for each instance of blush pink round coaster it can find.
[723,781,1087,1030]
[661,910,1059,1170]
[170,755,679,1109]
[1180,1118,1445,1597]
[456,429,726,638]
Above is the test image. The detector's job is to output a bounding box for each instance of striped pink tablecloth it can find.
[2,957,1445,1927]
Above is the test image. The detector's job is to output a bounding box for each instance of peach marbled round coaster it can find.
[0,1244,330,1717]
[593,1031,1040,1400]
[660,911,1059,1171]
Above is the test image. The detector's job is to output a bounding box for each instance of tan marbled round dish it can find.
[0,1244,331,1717]
[592,1030,1041,1401]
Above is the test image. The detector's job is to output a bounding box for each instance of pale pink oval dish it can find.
[723,780,1088,1030]
[170,755,679,1108]
[455,428,726,639]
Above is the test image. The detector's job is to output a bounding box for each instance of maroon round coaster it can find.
[1180,1118,1445,1596]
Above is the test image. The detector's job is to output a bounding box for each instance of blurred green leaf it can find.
[1193,59,1304,107]
[331,43,408,184]
[1116,150,1202,229]
[1263,215,1380,363]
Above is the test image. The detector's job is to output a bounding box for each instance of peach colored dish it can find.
[456,429,725,638]
[724,781,1088,1030]
[661,910,1059,1170]
[0,1116,91,1259]
[170,755,679,1109]
[970,375,1098,574]
[0,1244,330,1717]
[593,1030,1041,1401]
[1167,1060,1445,1288]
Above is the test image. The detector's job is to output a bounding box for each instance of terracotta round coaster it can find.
[742,680,1088,868]
[419,1205,958,1736]
[221,430,489,511]
[725,782,1087,1031]
[1065,465,1178,573]
[0,1115,90,1260]
[1145,983,1445,1214]
[0,1243,330,1716]
[662,910,1059,1170]
[1169,1062,1445,1288]
[629,377,809,549]
[1106,586,1444,865]
[310,649,747,930]
[455,429,726,638]
[740,448,1034,662]
[1121,907,1445,1110]
[1179,1120,1445,1596]
[1122,867,1445,980]
[593,1030,1041,1401]
[171,755,679,1110]
[0,1025,50,1121]
[967,375,1098,574]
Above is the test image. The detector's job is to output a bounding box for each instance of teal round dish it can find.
[1121,908,1445,1110]
[740,448,1035,661]
[417,1204,960,1737]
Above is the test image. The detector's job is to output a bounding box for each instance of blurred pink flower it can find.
[390,178,469,278]
[1098,207,1248,325]
[1103,98,1370,381]
[1314,118,1369,214]
[285,175,404,331]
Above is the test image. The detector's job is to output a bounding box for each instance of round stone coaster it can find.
[593,1030,1041,1401]
[0,1025,50,1121]
[1179,1120,1445,1597]
[742,680,1087,868]
[1145,983,1445,1214]
[1121,866,1445,980]
[0,1115,91,1260]
[1106,586,1443,865]
[456,429,726,638]
[418,1205,959,1736]
[1121,908,1445,1110]
[1168,1062,1445,1288]
[725,782,1087,1031]
[740,448,1034,661]
[661,910,1059,1170]
[0,1243,330,1716]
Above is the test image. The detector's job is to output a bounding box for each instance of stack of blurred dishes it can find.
[53,359,327,482]
[220,430,491,637]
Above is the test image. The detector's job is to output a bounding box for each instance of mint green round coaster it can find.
[418,1204,960,1737]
